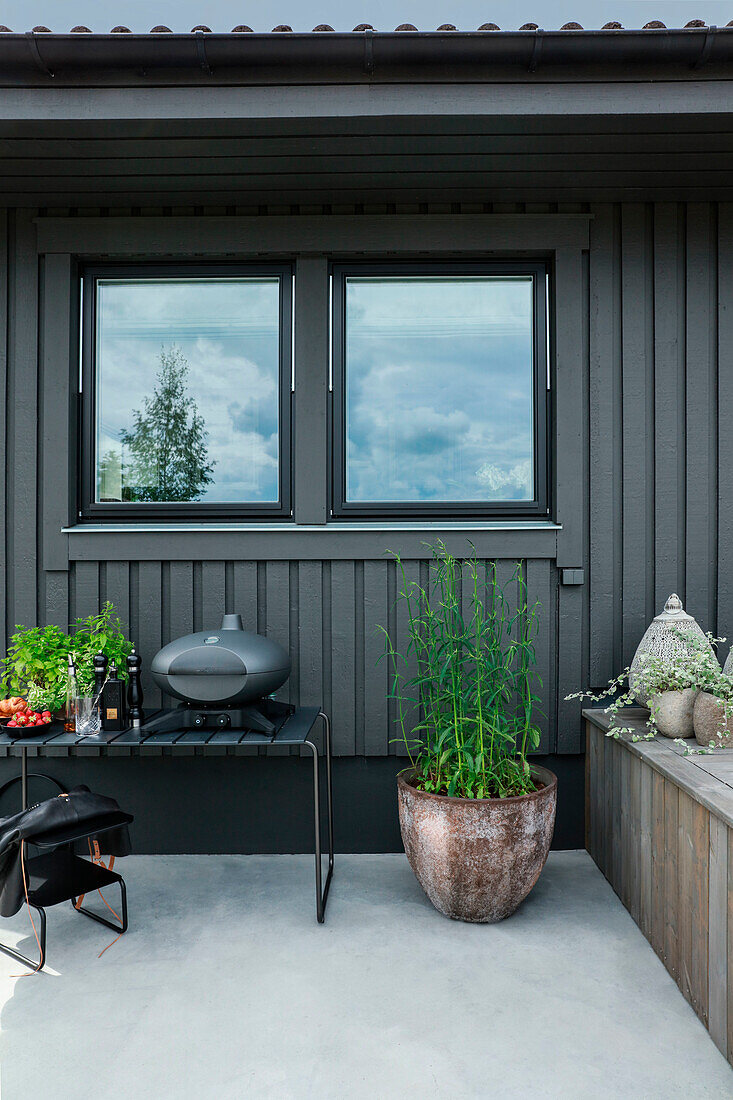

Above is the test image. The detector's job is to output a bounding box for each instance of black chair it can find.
[0,812,132,972]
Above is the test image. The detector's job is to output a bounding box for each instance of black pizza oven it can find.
[151,614,290,707]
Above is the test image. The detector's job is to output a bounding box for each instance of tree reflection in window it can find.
[99,346,215,503]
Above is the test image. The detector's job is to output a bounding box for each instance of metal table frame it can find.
[0,705,334,923]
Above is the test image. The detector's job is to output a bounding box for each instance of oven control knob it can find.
[194,713,206,728]
[216,713,230,728]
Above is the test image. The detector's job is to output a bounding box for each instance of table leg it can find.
[21,748,28,810]
[304,710,335,923]
[319,710,335,888]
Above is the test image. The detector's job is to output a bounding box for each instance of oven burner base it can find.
[139,699,291,739]
[183,703,277,734]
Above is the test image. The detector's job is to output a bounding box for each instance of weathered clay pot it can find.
[693,691,733,748]
[647,688,698,738]
[397,765,557,923]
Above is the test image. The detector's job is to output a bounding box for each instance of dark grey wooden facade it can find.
[0,28,729,846]
[0,199,728,760]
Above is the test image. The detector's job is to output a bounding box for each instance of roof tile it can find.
[0,20,726,35]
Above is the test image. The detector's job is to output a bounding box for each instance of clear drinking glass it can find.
[74,695,101,736]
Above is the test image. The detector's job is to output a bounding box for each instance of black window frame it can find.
[330,260,550,520]
[79,262,293,522]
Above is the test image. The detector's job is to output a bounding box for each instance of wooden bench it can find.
[584,707,733,1065]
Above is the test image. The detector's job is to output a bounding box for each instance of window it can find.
[80,265,292,519]
[331,263,548,518]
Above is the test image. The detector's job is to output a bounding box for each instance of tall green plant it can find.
[381,542,542,800]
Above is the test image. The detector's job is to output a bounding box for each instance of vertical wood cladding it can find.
[586,719,733,1065]
[1,202,728,755]
[588,201,729,680]
[62,556,552,758]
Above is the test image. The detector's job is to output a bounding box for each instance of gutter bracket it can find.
[528,29,544,73]
[25,32,54,78]
[363,28,374,76]
[195,30,213,76]
[692,25,716,69]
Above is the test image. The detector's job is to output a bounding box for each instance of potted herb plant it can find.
[381,543,556,923]
[1,602,132,716]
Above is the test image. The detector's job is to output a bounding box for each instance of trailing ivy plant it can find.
[380,542,543,800]
[1,602,132,714]
[566,625,727,742]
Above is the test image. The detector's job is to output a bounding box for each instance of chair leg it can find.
[71,878,128,935]
[0,904,46,971]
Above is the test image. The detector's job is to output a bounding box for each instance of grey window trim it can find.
[79,261,293,523]
[38,214,584,573]
[330,260,550,520]
[60,521,561,563]
[35,214,592,257]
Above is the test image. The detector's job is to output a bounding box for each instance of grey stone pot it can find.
[693,691,733,748]
[647,688,698,738]
[397,765,557,923]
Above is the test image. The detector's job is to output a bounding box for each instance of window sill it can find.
[64,520,562,535]
[62,520,561,563]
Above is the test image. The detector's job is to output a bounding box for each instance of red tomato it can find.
[43,716,51,723]
[7,720,16,727]
[15,715,26,725]
[42,711,51,718]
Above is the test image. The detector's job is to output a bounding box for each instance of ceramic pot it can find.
[647,688,698,738]
[397,765,557,923]
[693,691,733,748]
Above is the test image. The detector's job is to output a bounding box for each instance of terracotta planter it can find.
[693,691,733,748]
[648,688,698,738]
[397,766,557,923]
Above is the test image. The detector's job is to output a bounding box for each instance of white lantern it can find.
[629,594,714,707]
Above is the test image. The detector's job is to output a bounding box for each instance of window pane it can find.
[344,275,535,504]
[94,278,281,504]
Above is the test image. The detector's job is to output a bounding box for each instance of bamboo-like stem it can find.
[381,543,541,800]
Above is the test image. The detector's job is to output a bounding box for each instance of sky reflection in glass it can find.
[94,278,280,504]
[344,276,535,503]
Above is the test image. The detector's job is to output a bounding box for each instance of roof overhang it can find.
[0,29,729,205]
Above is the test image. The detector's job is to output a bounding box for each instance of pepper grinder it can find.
[127,647,144,729]
[93,651,108,711]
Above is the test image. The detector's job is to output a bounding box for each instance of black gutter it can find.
[1,27,732,79]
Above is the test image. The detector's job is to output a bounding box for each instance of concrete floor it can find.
[0,851,730,1099]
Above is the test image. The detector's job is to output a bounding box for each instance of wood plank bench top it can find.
[0,706,322,759]
[584,707,733,830]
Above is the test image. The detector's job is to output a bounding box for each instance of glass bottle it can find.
[64,653,78,733]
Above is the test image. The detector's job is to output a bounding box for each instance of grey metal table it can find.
[0,704,334,922]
